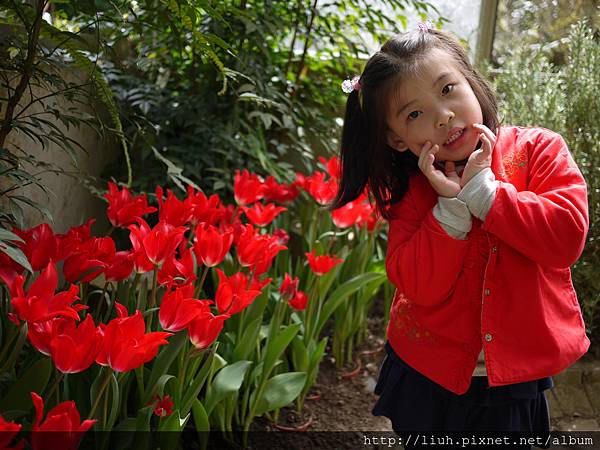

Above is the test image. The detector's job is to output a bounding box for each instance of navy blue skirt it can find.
[373,342,553,449]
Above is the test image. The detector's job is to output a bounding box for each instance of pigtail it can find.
[328,90,370,211]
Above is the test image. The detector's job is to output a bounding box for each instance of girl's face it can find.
[385,48,484,162]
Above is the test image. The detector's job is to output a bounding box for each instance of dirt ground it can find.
[256,307,393,433]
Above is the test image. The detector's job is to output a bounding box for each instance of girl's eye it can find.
[408,111,421,120]
[442,83,455,95]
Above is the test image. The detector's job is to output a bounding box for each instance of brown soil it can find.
[255,310,393,433]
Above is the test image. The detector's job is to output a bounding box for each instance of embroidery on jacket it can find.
[391,292,437,344]
[498,146,528,179]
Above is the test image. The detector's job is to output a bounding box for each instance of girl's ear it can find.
[386,129,408,152]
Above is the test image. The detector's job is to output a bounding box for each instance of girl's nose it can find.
[437,110,455,128]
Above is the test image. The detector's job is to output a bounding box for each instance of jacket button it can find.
[485,288,491,296]
[491,246,497,253]
[485,334,493,342]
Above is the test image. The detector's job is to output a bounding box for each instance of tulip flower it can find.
[30,392,96,450]
[159,284,210,332]
[56,219,95,261]
[289,291,309,311]
[28,318,55,356]
[142,220,187,267]
[0,414,22,450]
[104,250,134,282]
[279,273,299,300]
[13,223,58,272]
[188,312,229,350]
[186,185,223,226]
[96,303,172,372]
[158,247,196,285]
[62,237,116,283]
[127,219,154,273]
[305,171,338,206]
[156,186,193,227]
[49,314,101,374]
[305,249,344,276]
[233,169,265,206]
[262,176,300,204]
[105,182,156,227]
[293,172,309,191]
[318,155,342,180]
[214,269,263,315]
[235,224,287,274]
[151,394,174,417]
[10,262,84,323]
[272,228,289,245]
[193,223,233,267]
[331,197,373,228]
[241,202,287,227]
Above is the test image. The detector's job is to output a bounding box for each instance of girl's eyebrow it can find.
[395,72,452,117]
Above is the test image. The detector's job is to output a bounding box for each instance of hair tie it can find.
[417,20,434,32]
[341,75,361,94]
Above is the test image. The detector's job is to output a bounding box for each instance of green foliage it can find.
[93,0,440,200]
[487,19,600,352]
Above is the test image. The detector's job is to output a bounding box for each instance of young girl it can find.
[330,25,590,447]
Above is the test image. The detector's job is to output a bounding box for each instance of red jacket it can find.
[385,125,590,395]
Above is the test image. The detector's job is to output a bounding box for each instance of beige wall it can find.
[1,67,119,234]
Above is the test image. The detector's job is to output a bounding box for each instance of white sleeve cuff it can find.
[457,168,498,221]
[432,197,472,240]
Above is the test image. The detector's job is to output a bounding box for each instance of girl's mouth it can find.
[443,128,466,149]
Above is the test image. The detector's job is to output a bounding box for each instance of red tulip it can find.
[293,172,309,191]
[96,303,172,372]
[158,247,196,286]
[186,186,223,226]
[159,284,210,332]
[262,176,300,204]
[279,273,299,300]
[193,223,233,267]
[30,392,96,450]
[105,182,156,227]
[142,221,187,267]
[151,394,174,417]
[318,155,342,180]
[12,223,58,272]
[215,269,263,315]
[289,291,308,311]
[156,186,193,227]
[331,196,373,228]
[188,312,228,349]
[235,224,287,274]
[62,237,116,283]
[49,314,101,374]
[272,228,289,246]
[305,249,343,276]
[0,414,22,450]
[305,171,338,206]
[28,318,55,356]
[127,219,154,273]
[234,170,266,206]
[10,262,84,323]
[0,251,24,287]
[56,219,95,261]
[241,202,287,227]
[104,250,134,282]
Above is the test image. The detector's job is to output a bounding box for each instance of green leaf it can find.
[290,335,309,372]
[0,241,32,273]
[232,316,262,361]
[191,399,210,450]
[203,360,252,416]
[158,409,189,432]
[106,373,120,431]
[315,272,386,336]
[0,357,52,414]
[0,227,24,243]
[262,323,300,377]
[254,372,307,416]
[144,330,187,404]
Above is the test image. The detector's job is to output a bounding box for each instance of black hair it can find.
[328,28,499,220]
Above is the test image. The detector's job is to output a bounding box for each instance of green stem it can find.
[146,267,159,331]
[88,368,113,422]
[44,370,64,401]
[194,265,210,299]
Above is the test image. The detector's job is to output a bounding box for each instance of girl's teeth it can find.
[445,130,463,145]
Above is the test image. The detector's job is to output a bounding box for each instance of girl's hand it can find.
[418,141,461,197]
[460,123,495,187]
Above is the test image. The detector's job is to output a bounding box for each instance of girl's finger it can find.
[481,133,493,157]
[472,123,496,146]
[445,160,456,176]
